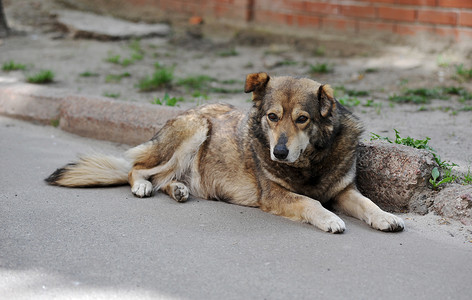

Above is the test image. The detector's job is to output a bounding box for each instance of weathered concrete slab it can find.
[432,184,472,226]
[0,82,68,124]
[60,95,182,145]
[55,10,171,40]
[357,141,437,214]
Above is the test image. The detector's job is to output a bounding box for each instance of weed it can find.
[338,95,360,107]
[456,64,472,79]
[103,92,120,98]
[137,65,174,91]
[389,87,472,104]
[429,167,455,189]
[309,63,333,74]
[151,93,184,106]
[27,70,54,84]
[273,60,298,68]
[50,119,60,127]
[2,60,27,71]
[345,89,369,97]
[79,71,99,77]
[460,106,472,111]
[177,75,215,91]
[364,68,378,73]
[218,48,239,57]
[463,167,472,185]
[106,72,131,83]
[313,46,326,57]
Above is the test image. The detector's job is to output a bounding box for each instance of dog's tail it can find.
[45,154,131,187]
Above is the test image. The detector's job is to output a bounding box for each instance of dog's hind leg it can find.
[126,113,209,198]
[161,180,190,203]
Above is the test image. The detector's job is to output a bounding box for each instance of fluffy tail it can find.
[45,154,131,187]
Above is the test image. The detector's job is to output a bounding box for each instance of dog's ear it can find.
[244,72,270,93]
[318,84,336,118]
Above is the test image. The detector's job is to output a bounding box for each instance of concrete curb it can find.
[0,82,183,145]
[1,82,471,223]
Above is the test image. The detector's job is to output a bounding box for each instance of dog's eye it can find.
[296,116,309,124]
[268,113,279,122]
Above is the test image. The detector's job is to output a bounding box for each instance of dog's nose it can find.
[273,144,289,160]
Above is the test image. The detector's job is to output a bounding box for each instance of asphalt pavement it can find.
[1,116,471,300]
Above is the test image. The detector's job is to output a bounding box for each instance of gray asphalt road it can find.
[1,116,471,300]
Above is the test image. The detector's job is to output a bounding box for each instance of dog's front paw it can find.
[312,212,346,234]
[131,180,153,198]
[370,212,405,232]
[170,182,189,203]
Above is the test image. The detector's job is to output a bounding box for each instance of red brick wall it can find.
[112,0,472,41]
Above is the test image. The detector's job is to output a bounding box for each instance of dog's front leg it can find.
[333,186,404,232]
[261,185,345,233]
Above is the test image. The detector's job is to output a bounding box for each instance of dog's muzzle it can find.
[273,144,289,160]
[273,134,289,160]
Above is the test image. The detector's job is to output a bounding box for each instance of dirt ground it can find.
[1,0,472,243]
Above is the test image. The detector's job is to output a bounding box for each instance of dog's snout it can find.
[273,144,289,160]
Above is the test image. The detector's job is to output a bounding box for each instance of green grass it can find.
[151,93,184,106]
[177,75,215,91]
[338,95,361,107]
[105,72,131,83]
[79,71,99,77]
[370,129,470,190]
[309,63,333,74]
[218,48,239,57]
[26,70,54,84]
[456,64,472,79]
[103,92,120,98]
[137,64,174,92]
[2,60,27,71]
[389,87,472,104]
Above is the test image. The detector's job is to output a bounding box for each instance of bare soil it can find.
[2,0,472,244]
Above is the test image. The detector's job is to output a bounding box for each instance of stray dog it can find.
[46,73,404,233]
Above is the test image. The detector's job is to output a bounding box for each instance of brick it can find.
[296,14,320,27]
[396,0,436,5]
[341,5,376,19]
[281,0,306,12]
[395,24,434,35]
[438,0,472,9]
[305,2,339,15]
[358,20,395,33]
[418,10,457,25]
[355,0,395,3]
[254,10,294,25]
[378,7,416,22]
[322,17,357,31]
[460,11,472,27]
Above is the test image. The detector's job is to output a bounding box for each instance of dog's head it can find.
[245,72,338,163]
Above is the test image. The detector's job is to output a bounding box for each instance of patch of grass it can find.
[151,93,184,106]
[456,64,472,79]
[103,92,120,98]
[79,71,99,77]
[2,60,27,71]
[50,119,60,127]
[313,46,326,57]
[309,63,333,74]
[177,75,215,91]
[218,48,239,57]
[273,60,298,68]
[389,86,472,104]
[338,95,361,107]
[105,72,131,83]
[137,64,174,92]
[364,68,378,73]
[26,70,54,84]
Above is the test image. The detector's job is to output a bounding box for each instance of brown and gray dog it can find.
[46,72,404,233]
